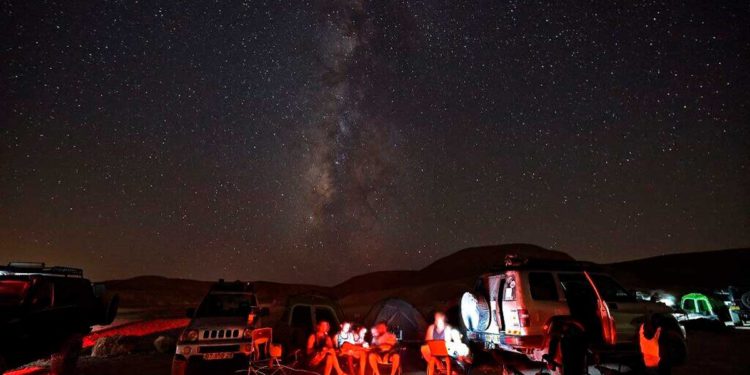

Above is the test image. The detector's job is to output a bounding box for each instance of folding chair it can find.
[374,346,404,375]
[427,340,452,375]
[251,327,282,367]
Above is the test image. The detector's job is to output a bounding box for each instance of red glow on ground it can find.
[5,366,45,375]
[83,318,189,347]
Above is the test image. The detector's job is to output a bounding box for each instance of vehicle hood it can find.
[188,316,248,329]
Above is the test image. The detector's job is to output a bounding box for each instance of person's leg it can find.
[346,355,355,375]
[324,354,334,375]
[426,358,435,375]
[358,352,367,375]
[422,345,433,375]
[330,353,346,375]
[369,353,380,375]
[389,354,400,375]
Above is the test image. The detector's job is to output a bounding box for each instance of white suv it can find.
[461,257,686,371]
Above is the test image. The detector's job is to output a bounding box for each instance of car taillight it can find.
[517,309,530,327]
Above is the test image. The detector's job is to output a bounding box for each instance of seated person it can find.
[306,320,346,375]
[335,322,357,347]
[421,312,470,375]
[335,322,367,375]
[368,321,400,375]
[354,326,369,347]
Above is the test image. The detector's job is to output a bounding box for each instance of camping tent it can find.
[364,298,427,342]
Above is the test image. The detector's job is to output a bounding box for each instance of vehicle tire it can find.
[103,294,120,325]
[741,292,750,310]
[659,326,687,368]
[460,292,491,332]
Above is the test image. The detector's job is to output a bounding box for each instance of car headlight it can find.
[181,329,199,342]
[243,328,252,339]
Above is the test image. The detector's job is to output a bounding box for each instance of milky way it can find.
[1,1,748,284]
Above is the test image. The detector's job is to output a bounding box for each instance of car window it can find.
[529,272,558,301]
[52,279,93,306]
[290,305,312,328]
[30,280,55,308]
[683,299,696,313]
[315,306,339,332]
[196,293,257,317]
[557,273,596,300]
[0,279,31,306]
[503,276,517,301]
[589,274,632,302]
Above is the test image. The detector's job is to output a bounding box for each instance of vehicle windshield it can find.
[195,292,257,317]
[589,274,633,302]
[0,279,31,306]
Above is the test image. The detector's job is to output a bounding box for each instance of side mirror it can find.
[186,307,196,318]
[258,307,270,317]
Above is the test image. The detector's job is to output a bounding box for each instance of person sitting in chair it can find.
[421,312,470,375]
[336,322,367,375]
[306,320,346,375]
[368,321,400,375]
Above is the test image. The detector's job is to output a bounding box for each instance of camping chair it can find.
[373,346,405,375]
[251,328,282,367]
[426,340,452,375]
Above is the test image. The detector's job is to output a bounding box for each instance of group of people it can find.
[305,320,400,375]
[305,312,470,375]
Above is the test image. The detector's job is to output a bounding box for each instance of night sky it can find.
[1,1,748,285]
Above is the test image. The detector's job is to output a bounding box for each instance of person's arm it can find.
[333,333,340,348]
[306,335,316,356]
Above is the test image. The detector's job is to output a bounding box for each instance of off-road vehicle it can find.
[460,256,686,373]
[172,280,269,375]
[0,262,119,373]
[273,294,343,353]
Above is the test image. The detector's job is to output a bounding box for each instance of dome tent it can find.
[364,298,427,342]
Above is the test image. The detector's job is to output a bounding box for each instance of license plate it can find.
[204,352,233,360]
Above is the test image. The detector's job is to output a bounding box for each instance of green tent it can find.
[680,293,716,316]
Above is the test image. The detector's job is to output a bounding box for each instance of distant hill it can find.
[334,243,573,297]
[103,245,750,316]
[105,275,332,309]
[605,248,750,292]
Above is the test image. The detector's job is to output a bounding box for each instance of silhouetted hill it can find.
[335,243,573,297]
[605,248,750,291]
[103,245,750,314]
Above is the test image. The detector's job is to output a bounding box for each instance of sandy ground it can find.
[8,327,749,375]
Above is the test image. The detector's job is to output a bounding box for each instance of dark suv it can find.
[0,262,119,373]
[172,280,269,375]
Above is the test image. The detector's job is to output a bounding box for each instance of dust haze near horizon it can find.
[2,1,749,285]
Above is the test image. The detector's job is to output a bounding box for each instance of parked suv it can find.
[172,280,269,375]
[273,294,343,353]
[460,256,686,373]
[0,262,118,373]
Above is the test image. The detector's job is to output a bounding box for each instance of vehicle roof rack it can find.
[488,255,603,273]
[210,279,255,292]
[1,262,84,278]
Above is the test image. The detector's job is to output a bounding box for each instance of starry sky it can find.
[1,1,748,285]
